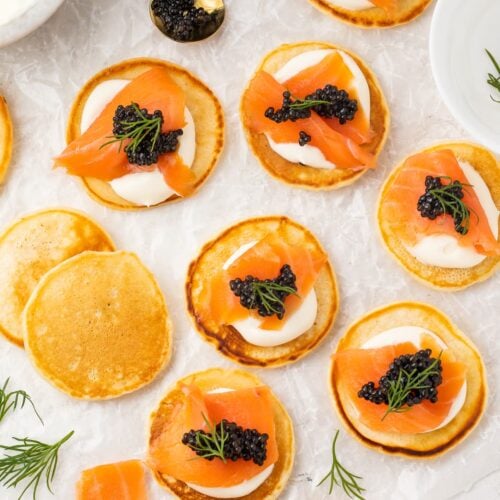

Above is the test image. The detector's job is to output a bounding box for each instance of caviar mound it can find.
[24,251,172,399]
[330,302,487,458]
[148,368,294,499]
[240,41,389,190]
[308,0,433,29]
[377,142,500,290]
[0,208,115,347]
[0,95,13,185]
[150,0,225,43]
[186,216,339,367]
[66,58,224,211]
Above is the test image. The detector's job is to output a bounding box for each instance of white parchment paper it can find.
[0,0,499,498]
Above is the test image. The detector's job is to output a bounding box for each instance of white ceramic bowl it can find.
[430,0,500,154]
[0,0,66,48]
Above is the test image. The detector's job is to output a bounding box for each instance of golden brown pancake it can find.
[308,0,433,29]
[330,302,487,458]
[149,368,294,499]
[240,41,389,190]
[186,216,339,367]
[65,58,224,210]
[24,251,172,399]
[377,142,500,290]
[0,208,114,347]
[0,95,13,185]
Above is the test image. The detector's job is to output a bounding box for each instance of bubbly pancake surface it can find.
[148,368,294,499]
[186,216,339,367]
[0,95,13,184]
[330,302,486,457]
[24,251,171,399]
[63,58,224,210]
[0,208,114,346]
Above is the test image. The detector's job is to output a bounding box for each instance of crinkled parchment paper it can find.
[0,0,499,498]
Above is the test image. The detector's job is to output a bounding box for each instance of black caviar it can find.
[150,0,225,43]
[265,91,311,123]
[298,131,312,147]
[417,176,470,235]
[111,104,183,166]
[358,349,443,407]
[229,264,297,320]
[265,85,358,127]
[182,419,269,466]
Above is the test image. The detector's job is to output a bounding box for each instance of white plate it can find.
[0,0,65,48]
[430,0,500,154]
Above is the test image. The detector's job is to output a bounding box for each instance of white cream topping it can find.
[406,160,499,268]
[268,49,370,170]
[223,241,318,347]
[81,79,196,206]
[0,0,38,27]
[324,0,374,11]
[187,387,274,498]
[187,465,275,498]
[80,79,129,132]
[362,326,467,433]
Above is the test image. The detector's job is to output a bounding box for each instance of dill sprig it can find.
[318,430,365,499]
[187,413,228,462]
[101,103,162,154]
[0,379,43,425]
[485,49,500,103]
[250,281,298,317]
[382,352,442,420]
[0,430,73,499]
[289,98,332,110]
[428,178,476,235]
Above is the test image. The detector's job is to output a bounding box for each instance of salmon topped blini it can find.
[148,368,294,499]
[186,216,339,367]
[378,143,500,290]
[55,58,224,210]
[330,302,487,458]
[307,0,433,29]
[241,42,389,190]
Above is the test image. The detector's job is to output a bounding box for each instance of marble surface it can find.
[0,0,499,498]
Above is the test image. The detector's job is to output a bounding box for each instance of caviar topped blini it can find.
[241,41,389,190]
[186,216,338,367]
[378,142,500,290]
[148,368,294,499]
[307,0,433,29]
[0,95,13,184]
[55,58,224,210]
[330,302,486,458]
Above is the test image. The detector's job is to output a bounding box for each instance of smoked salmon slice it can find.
[55,68,196,196]
[283,51,375,145]
[148,385,278,488]
[370,0,397,13]
[76,460,148,500]
[333,334,466,434]
[242,71,375,170]
[381,149,500,256]
[200,225,327,330]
